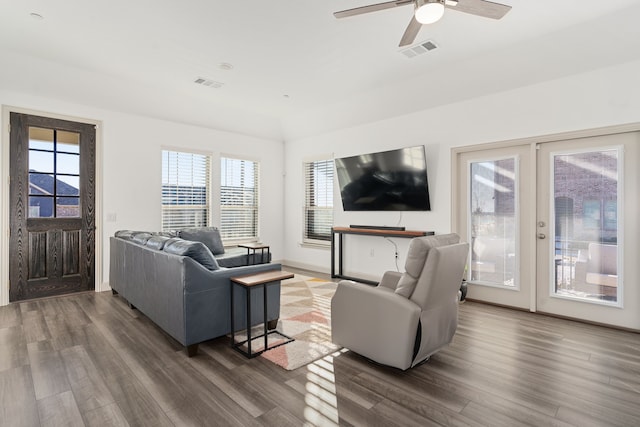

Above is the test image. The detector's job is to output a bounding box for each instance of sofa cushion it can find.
[146,235,170,251]
[164,238,220,271]
[114,230,137,240]
[154,231,178,238]
[131,232,154,245]
[179,227,225,255]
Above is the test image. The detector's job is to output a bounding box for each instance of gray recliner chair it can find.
[331,233,469,370]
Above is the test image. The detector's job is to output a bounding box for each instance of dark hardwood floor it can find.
[1,277,639,426]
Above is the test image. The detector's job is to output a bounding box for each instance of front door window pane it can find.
[469,158,517,287]
[56,130,80,153]
[57,197,80,217]
[553,149,619,302]
[29,151,54,174]
[28,196,54,218]
[57,176,80,196]
[56,153,80,175]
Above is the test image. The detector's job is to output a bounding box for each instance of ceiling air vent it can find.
[194,77,224,88]
[400,40,438,59]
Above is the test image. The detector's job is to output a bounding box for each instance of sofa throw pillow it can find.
[179,227,225,255]
[164,238,220,271]
[145,235,170,251]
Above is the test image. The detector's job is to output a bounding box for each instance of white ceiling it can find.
[1,0,640,141]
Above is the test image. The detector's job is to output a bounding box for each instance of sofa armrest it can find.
[331,280,421,370]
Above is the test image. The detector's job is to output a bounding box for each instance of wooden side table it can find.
[230,270,294,358]
[238,242,270,265]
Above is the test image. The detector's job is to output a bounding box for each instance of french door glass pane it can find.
[469,158,517,287]
[553,149,619,302]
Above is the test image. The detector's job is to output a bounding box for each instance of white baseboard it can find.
[280,259,330,275]
[97,281,112,292]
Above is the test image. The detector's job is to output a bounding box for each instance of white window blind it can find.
[161,150,210,231]
[304,159,334,242]
[220,157,259,241]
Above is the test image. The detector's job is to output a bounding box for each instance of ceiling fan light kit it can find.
[334,0,512,47]
[415,0,446,25]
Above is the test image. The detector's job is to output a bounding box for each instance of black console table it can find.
[331,226,434,285]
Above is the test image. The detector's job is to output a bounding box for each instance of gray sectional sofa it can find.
[109,228,281,356]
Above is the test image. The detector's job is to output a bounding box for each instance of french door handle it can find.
[537,233,546,239]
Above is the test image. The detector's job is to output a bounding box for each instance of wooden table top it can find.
[231,270,294,287]
[238,242,270,249]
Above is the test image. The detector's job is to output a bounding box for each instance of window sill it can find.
[299,241,331,250]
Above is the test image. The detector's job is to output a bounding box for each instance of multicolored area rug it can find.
[236,274,341,370]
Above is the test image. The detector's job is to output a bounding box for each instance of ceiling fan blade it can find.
[446,0,511,20]
[334,0,413,19]
[399,16,422,47]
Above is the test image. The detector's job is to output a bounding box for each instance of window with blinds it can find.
[161,150,210,231]
[304,159,334,243]
[220,157,259,241]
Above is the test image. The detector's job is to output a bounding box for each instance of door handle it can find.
[537,233,546,239]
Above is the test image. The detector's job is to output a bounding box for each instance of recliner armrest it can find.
[331,280,421,370]
[378,271,402,290]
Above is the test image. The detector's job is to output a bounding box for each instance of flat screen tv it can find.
[335,146,431,211]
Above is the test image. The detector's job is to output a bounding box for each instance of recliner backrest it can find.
[409,242,469,309]
[395,233,461,298]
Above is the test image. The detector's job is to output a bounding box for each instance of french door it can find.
[455,130,640,329]
[455,144,534,310]
[536,133,639,328]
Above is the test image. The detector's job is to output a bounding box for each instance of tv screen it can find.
[335,146,431,211]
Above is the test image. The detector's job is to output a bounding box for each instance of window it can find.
[161,150,210,231]
[220,157,259,241]
[304,159,334,243]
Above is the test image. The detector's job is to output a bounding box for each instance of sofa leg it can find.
[267,319,279,330]
[111,289,118,295]
[186,344,198,357]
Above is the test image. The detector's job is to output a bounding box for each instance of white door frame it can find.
[1,105,104,306]
[452,122,640,322]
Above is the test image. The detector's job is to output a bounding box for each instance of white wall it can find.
[3,57,640,297]
[0,90,285,300]
[282,59,640,280]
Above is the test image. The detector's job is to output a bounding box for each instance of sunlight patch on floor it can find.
[303,349,348,426]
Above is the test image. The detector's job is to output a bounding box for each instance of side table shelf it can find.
[230,270,294,358]
[238,242,270,265]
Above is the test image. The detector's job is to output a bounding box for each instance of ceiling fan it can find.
[334,0,512,47]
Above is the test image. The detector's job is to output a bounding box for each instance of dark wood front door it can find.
[9,113,96,301]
